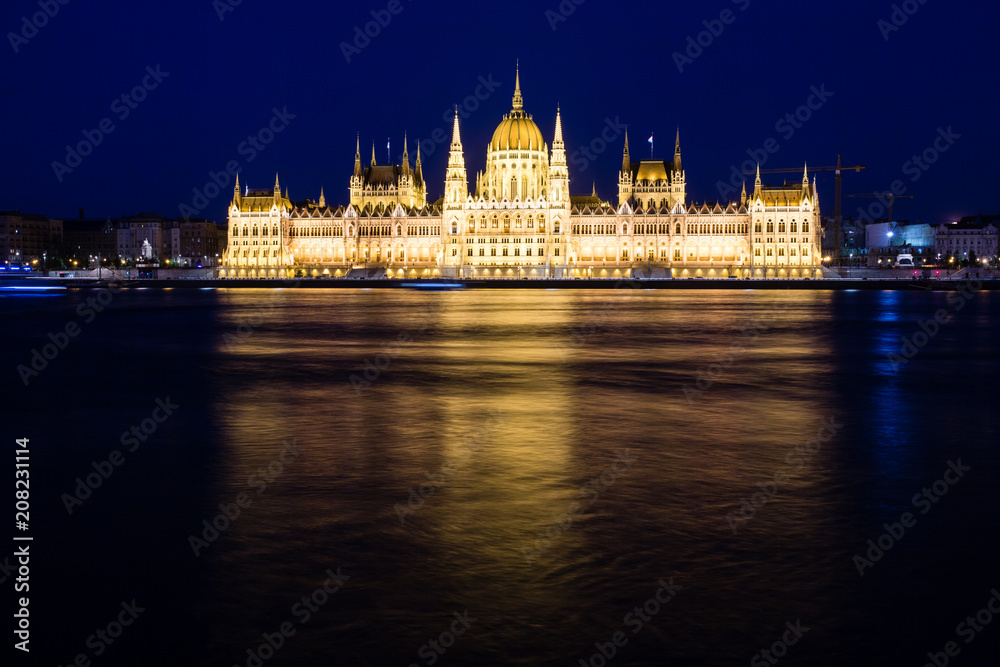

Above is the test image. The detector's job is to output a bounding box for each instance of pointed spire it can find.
[450,106,462,148]
[402,132,410,175]
[274,172,280,191]
[802,162,810,186]
[622,130,631,173]
[371,142,376,166]
[512,60,523,111]
[319,187,325,208]
[673,127,682,173]
[754,163,762,196]
[741,180,747,206]
[592,181,597,197]
[234,173,241,203]
[554,106,564,145]
[354,133,362,177]
[414,140,423,185]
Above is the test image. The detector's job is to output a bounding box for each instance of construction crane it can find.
[744,155,865,265]
[846,193,915,226]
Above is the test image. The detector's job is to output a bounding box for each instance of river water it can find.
[3,286,998,666]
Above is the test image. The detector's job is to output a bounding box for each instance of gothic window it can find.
[479,248,485,256]
[790,221,798,233]
[778,222,786,233]
[676,223,681,234]
[778,248,785,257]
[622,224,628,235]
[502,248,508,256]
[468,248,474,256]
[526,248,532,256]
[554,248,560,256]
[803,222,810,233]
[491,248,496,256]
[766,221,774,233]
[755,248,762,257]
[514,248,520,256]
[766,248,773,257]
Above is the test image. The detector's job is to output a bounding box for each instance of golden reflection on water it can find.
[200,288,846,665]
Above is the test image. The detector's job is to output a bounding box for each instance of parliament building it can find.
[220,68,823,279]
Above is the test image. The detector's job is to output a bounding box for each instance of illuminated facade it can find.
[221,68,823,279]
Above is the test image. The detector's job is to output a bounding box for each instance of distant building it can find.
[117,213,181,263]
[178,219,223,267]
[935,214,998,262]
[865,221,935,267]
[0,211,62,267]
[63,217,118,263]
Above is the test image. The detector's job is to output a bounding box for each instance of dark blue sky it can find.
[3,0,997,225]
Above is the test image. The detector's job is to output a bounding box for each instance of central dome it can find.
[489,65,545,152]
[491,111,545,151]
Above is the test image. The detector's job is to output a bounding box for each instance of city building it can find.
[220,67,825,279]
[864,221,935,267]
[63,216,118,264]
[935,215,999,263]
[117,213,181,263]
[0,211,62,268]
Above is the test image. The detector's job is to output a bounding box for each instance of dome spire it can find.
[512,60,523,111]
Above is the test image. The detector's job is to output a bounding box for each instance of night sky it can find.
[3,0,998,225]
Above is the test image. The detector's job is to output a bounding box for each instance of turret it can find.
[550,106,568,203]
[353,134,362,178]
[414,141,423,187]
[674,128,682,174]
[233,173,241,208]
[622,130,631,173]
[318,187,325,208]
[402,133,410,176]
[444,107,467,207]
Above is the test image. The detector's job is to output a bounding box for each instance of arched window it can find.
[675,223,681,234]
[790,221,798,233]
[755,247,762,257]
[778,222,786,233]
[766,221,774,233]
[778,247,785,257]
[803,222,810,233]
[622,224,628,235]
